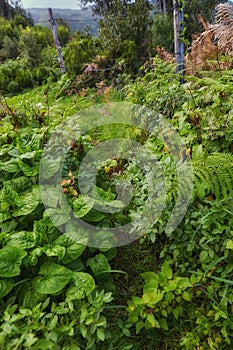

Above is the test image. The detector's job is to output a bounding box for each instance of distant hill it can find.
[26,8,99,35]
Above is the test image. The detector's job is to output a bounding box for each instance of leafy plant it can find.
[193,152,233,199]
[127,261,196,333]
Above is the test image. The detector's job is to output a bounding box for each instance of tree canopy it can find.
[0,0,27,19]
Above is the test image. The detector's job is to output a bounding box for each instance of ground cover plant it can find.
[0,60,232,349]
[0,1,233,348]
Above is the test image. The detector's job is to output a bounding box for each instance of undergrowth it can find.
[0,60,233,349]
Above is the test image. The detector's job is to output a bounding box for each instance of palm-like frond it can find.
[209,3,233,53]
[215,3,233,26]
[186,3,233,74]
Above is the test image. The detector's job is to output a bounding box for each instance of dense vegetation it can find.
[0,1,233,349]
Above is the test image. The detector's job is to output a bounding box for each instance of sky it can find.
[21,0,80,9]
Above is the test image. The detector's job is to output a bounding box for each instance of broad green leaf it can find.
[18,160,39,176]
[7,231,36,249]
[5,176,32,193]
[20,284,47,308]
[142,291,164,306]
[54,235,86,263]
[182,291,192,301]
[63,244,85,264]
[226,240,233,250]
[164,280,177,292]
[33,262,73,294]
[82,209,105,223]
[66,272,95,301]
[45,208,71,226]
[97,328,105,341]
[0,159,19,173]
[32,339,54,349]
[175,277,193,290]
[72,272,95,291]
[92,186,116,202]
[65,222,89,246]
[200,250,208,262]
[13,186,41,217]
[158,271,167,285]
[136,321,144,334]
[18,151,37,159]
[132,296,143,305]
[159,318,168,331]
[0,219,17,233]
[2,184,19,206]
[146,313,157,328]
[80,324,87,338]
[90,230,114,249]
[40,185,60,208]
[0,246,26,277]
[161,261,173,280]
[40,158,61,179]
[114,213,131,225]
[192,144,204,161]
[87,253,111,276]
[7,147,21,157]
[72,196,94,218]
[143,281,159,294]
[33,219,60,243]
[97,200,125,211]
[0,279,14,298]
[42,245,66,259]
[65,259,84,272]
[0,212,11,223]
[141,272,158,282]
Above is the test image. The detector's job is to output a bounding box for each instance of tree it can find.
[152,13,174,52]
[64,31,97,77]
[57,19,71,47]
[0,0,27,19]
[19,26,53,66]
[80,0,153,69]
[80,0,123,16]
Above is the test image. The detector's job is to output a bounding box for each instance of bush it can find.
[64,33,97,77]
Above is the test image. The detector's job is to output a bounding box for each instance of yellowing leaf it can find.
[226,240,233,250]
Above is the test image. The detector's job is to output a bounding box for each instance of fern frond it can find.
[215,3,233,26]
[193,153,233,199]
[186,3,233,74]
[209,3,233,53]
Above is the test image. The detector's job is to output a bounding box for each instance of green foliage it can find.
[184,0,226,42]
[0,17,20,60]
[57,24,71,46]
[193,152,233,199]
[0,19,61,94]
[86,0,153,70]
[0,38,233,349]
[0,0,30,20]
[152,0,226,44]
[64,33,97,77]
[19,26,53,66]
[127,261,195,332]
[125,195,233,348]
[152,13,174,53]
[126,57,185,117]
[0,95,134,348]
[0,290,113,349]
[0,24,63,94]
